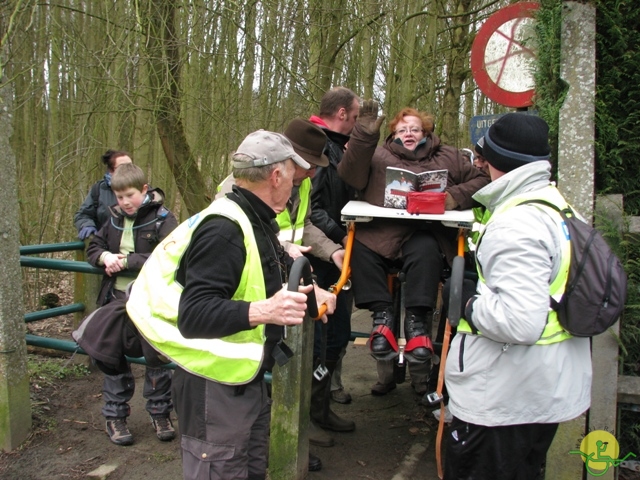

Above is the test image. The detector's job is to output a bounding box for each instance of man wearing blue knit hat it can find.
[444,113,592,479]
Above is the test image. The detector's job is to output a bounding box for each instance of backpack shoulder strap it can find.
[516,198,581,223]
[90,181,102,211]
[155,206,169,236]
[515,198,574,312]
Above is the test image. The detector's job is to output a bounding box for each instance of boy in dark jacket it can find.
[87,163,178,446]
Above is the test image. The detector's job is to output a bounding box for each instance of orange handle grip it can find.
[457,228,465,257]
[314,223,355,319]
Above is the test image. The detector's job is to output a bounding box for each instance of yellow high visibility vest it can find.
[127,197,268,384]
[277,178,311,245]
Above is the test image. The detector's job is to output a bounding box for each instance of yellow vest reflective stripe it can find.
[277,178,311,245]
[457,186,573,345]
[127,197,267,384]
[468,206,491,252]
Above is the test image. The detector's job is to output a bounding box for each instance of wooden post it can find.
[74,242,101,328]
[268,315,314,479]
[557,2,596,218]
[0,76,32,451]
[547,3,609,479]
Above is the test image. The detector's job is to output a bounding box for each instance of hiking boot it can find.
[371,382,396,396]
[405,313,432,362]
[150,415,176,442]
[330,388,352,404]
[105,417,134,446]
[370,308,395,355]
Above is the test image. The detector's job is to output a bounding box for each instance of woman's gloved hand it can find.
[358,100,386,135]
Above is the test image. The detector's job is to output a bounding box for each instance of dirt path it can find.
[0,309,444,479]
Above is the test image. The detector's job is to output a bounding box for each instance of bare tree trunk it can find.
[361,2,381,99]
[242,1,257,130]
[142,0,209,215]
[309,0,348,100]
[440,0,474,146]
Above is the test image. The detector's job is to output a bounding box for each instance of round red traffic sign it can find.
[471,2,540,108]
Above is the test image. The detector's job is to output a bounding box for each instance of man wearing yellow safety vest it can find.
[443,113,592,479]
[216,118,355,447]
[127,130,337,480]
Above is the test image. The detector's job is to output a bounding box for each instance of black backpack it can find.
[519,199,627,337]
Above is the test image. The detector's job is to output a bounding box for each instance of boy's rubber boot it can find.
[309,419,335,447]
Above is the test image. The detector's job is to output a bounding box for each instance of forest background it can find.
[2,0,640,454]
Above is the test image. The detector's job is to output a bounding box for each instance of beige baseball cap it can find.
[233,130,310,170]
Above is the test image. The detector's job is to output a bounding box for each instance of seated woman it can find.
[337,103,489,393]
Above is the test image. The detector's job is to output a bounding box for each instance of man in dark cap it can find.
[278,118,347,268]
[444,113,592,479]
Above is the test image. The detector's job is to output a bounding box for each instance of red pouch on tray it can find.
[406,191,447,214]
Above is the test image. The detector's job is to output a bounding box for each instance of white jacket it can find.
[445,161,592,426]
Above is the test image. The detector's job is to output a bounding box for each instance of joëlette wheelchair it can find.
[307,200,474,479]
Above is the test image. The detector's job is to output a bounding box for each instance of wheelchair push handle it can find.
[287,256,319,320]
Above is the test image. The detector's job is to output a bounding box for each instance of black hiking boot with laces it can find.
[105,417,134,446]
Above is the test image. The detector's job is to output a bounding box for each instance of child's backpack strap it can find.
[155,206,169,237]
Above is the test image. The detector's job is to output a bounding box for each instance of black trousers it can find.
[444,417,558,480]
[350,231,443,311]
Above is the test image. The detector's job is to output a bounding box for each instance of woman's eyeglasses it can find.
[395,127,423,136]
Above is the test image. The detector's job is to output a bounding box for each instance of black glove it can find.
[464,295,479,334]
[358,100,386,135]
